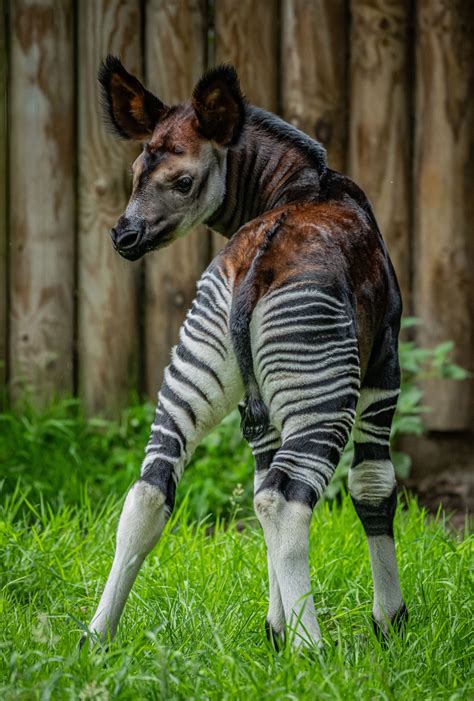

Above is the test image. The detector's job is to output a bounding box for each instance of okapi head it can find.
[99,56,245,261]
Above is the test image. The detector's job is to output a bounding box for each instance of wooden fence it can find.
[0,1,473,444]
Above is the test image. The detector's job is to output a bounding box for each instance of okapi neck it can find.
[208,105,327,237]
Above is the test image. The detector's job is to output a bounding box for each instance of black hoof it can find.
[265,619,285,650]
[79,633,108,654]
[239,397,269,441]
[373,603,409,646]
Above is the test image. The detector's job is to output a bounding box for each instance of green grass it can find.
[1,485,473,699]
[0,399,473,699]
[0,399,255,522]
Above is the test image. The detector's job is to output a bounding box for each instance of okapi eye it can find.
[175,176,193,194]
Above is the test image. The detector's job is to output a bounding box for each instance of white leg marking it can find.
[266,554,285,636]
[367,535,403,628]
[88,482,167,644]
[348,459,396,503]
[254,490,321,648]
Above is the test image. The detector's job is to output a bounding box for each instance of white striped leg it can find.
[253,417,356,649]
[84,264,243,647]
[349,387,407,638]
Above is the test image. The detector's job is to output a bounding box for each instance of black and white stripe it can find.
[141,265,243,508]
[250,281,360,502]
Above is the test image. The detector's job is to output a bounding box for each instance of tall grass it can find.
[0,482,472,700]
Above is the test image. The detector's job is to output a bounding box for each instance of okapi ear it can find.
[98,55,168,140]
[192,65,246,146]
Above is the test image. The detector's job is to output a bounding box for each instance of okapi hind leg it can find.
[250,426,285,647]
[253,414,357,650]
[349,340,408,641]
[82,264,243,648]
[254,467,321,650]
[82,467,173,648]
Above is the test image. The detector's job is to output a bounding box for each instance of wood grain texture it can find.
[282,0,348,172]
[144,0,210,398]
[0,0,6,394]
[212,0,279,254]
[215,0,279,111]
[9,0,74,401]
[348,0,411,309]
[414,0,474,430]
[77,0,142,415]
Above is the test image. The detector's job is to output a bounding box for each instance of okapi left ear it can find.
[192,65,246,146]
[98,55,168,140]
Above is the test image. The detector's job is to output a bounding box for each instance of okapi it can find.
[83,56,407,650]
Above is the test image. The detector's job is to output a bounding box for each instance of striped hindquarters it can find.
[251,281,360,501]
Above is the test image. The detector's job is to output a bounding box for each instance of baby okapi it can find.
[84,56,407,650]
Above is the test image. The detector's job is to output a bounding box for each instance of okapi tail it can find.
[230,214,287,441]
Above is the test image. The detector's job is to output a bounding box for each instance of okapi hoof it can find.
[79,633,108,654]
[265,619,285,651]
[373,603,409,646]
[239,397,269,441]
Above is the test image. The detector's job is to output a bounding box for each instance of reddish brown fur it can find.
[147,106,202,156]
[221,199,389,377]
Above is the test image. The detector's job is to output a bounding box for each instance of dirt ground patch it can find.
[402,470,474,531]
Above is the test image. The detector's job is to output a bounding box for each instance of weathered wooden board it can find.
[0,0,7,396]
[349,0,411,308]
[282,0,348,172]
[9,0,74,401]
[212,0,279,254]
[414,0,474,430]
[144,0,210,398]
[215,0,279,111]
[77,0,142,415]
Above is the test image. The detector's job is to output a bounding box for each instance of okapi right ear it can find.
[98,55,168,140]
[192,64,246,145]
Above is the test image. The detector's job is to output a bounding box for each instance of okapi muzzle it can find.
[110,216,145,261]
[98,56,242,261]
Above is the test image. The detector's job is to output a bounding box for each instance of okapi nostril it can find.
[117,230,140,250]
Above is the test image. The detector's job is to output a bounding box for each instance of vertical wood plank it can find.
[144,0,210,398]
[0,0,7,395]
[9,0,74,401]
[77,0,142,415]
[414,0,474,430]
[212,0,279,254]
[348,0,412,307]
[281,0,348,173]
[215,0,279,111]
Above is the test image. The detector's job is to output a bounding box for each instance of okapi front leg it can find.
[84,265,242,647]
